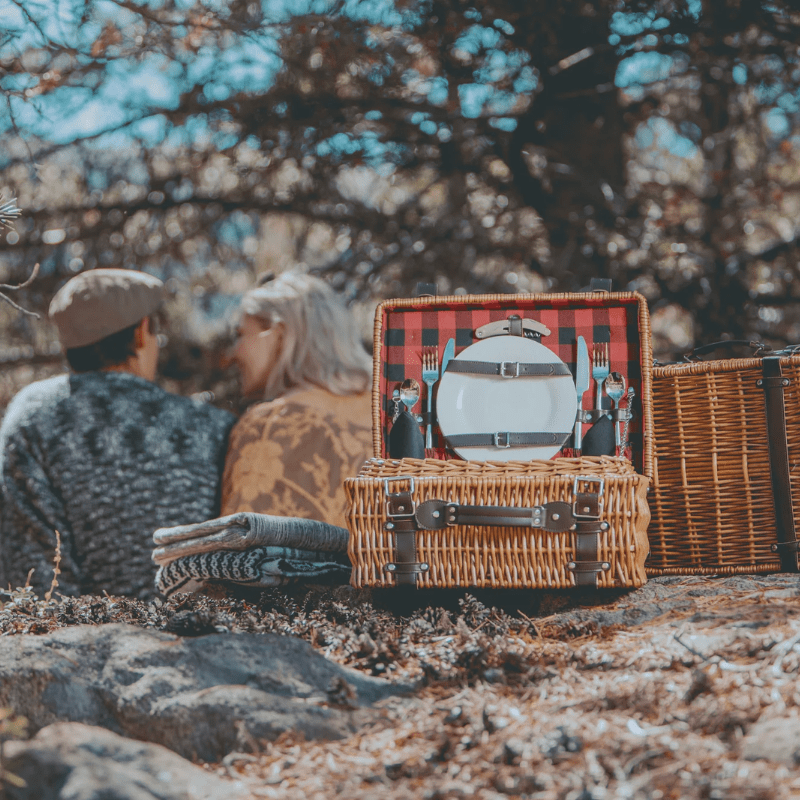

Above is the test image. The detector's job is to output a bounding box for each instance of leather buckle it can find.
[573,476,604,518]
[499,361,520,378]
[494,431,512,448]
[383,477,416,524]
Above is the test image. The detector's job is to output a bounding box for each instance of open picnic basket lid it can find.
[371,290,654,479]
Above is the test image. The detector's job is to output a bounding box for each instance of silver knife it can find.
[574,336,590,455]
[441,338,455,376]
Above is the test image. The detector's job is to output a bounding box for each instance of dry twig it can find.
[44,530,61,603]
[0,262,40,319]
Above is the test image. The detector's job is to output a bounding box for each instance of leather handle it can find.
[414,499,575,532]
[683,340,766,362]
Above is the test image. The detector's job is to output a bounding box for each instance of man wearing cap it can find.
[0,268,235,599]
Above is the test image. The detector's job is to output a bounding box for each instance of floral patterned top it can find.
[220,387,373,528]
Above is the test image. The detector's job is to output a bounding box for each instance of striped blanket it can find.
[153,512,351,596]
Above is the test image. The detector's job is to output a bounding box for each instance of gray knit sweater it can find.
[0,371,235,599]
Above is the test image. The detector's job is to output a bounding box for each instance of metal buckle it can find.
[499,361,520,378]
[493,431,512,448]
[383,475,415,496]
[573,475,604,518]
[573,475,604,496]
[383,475,416,519]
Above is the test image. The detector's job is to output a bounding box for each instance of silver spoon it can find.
[604,372,626,447]
[399,378,421,421]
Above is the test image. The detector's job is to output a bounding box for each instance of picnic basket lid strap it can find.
[760,357,799,571]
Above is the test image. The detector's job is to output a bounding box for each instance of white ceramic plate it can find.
[437,336,577,462]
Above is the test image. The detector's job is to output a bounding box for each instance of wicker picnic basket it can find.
[648,351,800,575]
[344,288,656,590]
[346,456,650,589]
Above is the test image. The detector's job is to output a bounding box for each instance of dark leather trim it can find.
[445,431,571,448]
[572,491,602,587]
[772,540,800,553]
[445,360,572,377]
[385,488,418,586]
[760,357,798,572]
[568,560,610,573]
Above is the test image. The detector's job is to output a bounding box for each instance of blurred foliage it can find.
[0,0,799,403]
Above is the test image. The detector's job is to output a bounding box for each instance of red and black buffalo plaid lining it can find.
[377,296,645,469]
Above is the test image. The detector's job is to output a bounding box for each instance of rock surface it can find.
[2,576,800,798]
[3,722,249,800]
[0,624,407,761]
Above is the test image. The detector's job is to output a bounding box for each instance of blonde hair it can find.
[240,272,372,400]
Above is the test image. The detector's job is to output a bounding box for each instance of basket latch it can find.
[382,477,427,586]
[568,476,611,587]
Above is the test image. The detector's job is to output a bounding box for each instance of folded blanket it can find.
[153,512,350,566]
[156,546,352,597]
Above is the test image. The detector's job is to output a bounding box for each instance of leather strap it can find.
[445,431,571,448]
[384,488,421,586]
[445,360,572,378]
[759,358,798,571]
[569,491,609,587]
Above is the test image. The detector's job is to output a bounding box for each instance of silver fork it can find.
[592,344,610,411]
[421,347,439,450]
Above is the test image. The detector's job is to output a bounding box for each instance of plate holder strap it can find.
[384,486,423,586]
[570,487,608,587]
[759,357,799,571]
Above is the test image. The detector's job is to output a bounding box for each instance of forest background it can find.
[1,0,799,409]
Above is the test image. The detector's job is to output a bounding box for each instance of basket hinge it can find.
[759,357,798,572]
[569,477,609,587]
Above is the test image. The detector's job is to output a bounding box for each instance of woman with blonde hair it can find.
[221,271,374,528]
[152,271,373,595]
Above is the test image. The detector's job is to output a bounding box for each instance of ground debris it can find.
[2,576,800,797]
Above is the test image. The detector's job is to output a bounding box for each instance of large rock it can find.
[3,722,249,800]
[0,624,407,761]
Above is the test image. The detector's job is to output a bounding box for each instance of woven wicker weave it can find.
[649,356,800,575]
[346,456,650,589]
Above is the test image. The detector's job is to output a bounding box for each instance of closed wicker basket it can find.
[346,456,650,589]
[649,355,800,575]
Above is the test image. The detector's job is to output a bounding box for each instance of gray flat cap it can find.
[49,268,165,349]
